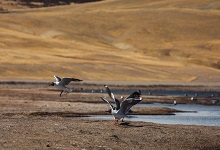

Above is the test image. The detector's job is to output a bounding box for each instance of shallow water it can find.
[88,104,220,126]
[137,103,220,111]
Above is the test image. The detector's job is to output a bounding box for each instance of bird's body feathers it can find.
[51,75,82,97]
[101,85,142,122]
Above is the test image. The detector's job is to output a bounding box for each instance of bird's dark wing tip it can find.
[71,78,83,82]
[100,97,106,102]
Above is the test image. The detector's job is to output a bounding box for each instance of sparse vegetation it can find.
[0,6,9,13]
[0,0,220,83]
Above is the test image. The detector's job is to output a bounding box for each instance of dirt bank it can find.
[0,82,220,149]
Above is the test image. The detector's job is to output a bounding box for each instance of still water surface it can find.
[89,104,220,126]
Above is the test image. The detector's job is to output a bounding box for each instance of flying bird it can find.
[50,75,82,97]
[101,85,142,123]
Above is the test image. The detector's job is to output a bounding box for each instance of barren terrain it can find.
[1,0,220,149]
[0,0,220,83]
[0,82,220,149]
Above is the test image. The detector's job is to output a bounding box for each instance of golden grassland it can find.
[0,0,220,83]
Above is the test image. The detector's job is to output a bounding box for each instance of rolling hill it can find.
[0,0,220,83]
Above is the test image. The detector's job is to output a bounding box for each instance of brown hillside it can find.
[0,0,220,83]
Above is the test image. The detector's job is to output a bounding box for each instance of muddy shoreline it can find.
[0,82,220,149]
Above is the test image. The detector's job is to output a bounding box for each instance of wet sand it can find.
[0,81,220,149]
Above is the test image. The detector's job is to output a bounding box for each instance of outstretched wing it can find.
[105,85,120,110]
[60,77,82,86]
[126,90,141,100]
[100,97,114,110]
[120,90,142,114]
[54,75,61,82]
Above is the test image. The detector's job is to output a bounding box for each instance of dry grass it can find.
[0,0,220,83]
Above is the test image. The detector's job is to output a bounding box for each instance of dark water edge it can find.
[1,81,220,97]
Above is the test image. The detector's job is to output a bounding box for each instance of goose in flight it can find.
[50,75,82,97]
[101,85,142,123]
